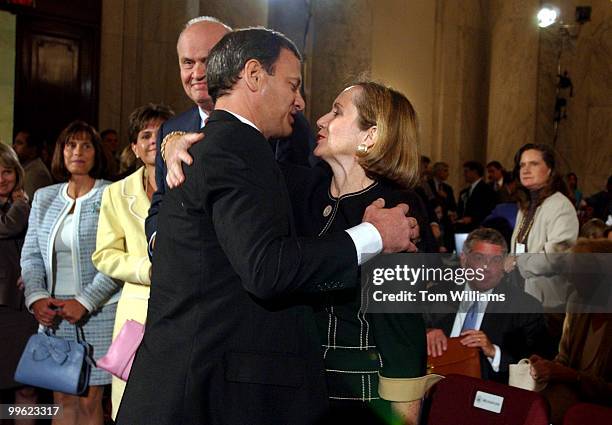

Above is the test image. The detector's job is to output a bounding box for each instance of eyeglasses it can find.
[466,252,505,267]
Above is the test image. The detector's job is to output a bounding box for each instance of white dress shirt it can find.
[468,178,482,197]
[198,107,209,128]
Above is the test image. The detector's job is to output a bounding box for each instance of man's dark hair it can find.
[464,227,508,255]
[463,160,484,177]
[486,160,503,170]
[503,170,515,185]
[128,104,174,144]
[432,161,449,174]
[14,129,44,153]
[206,27,301,103]
[100,129,117,139]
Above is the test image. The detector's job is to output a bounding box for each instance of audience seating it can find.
[421,374,549,425]
[563,402,612,425]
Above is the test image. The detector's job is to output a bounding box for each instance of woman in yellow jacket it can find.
[92,104,173,418]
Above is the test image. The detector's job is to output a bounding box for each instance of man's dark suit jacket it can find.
[117,111,358,425]
[427,178,457,213]
[425,277,554,382]
[424,178,456,250]
[456,179,496,232]
[145,107,314,252]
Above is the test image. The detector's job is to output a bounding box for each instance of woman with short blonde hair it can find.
[287,81,435,425]
[352,81,420,189]
[0,143,25,191]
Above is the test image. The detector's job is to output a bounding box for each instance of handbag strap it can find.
[74,324,85,343]
[42,325,96,367]
[43,324,86,344]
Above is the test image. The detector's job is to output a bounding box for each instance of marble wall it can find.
[431,0,491,189]
[95,0,610,193]
[536,0,612,195]
[486,0,541,170]
[99,0,197,145]
[267,0,314,118]
[308,0,373,126]
[0,11,15,145]
[371,0,436,157]
[98,0,267,147]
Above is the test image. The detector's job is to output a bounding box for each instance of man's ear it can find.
[243,59,264,92]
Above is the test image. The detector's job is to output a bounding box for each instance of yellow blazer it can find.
[92,166,151,418]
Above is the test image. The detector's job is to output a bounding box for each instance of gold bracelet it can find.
[160,131,187,162]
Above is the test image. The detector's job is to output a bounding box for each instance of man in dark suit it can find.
[487,160,516,204]
[428,161,457,214]
[425,228,554,382]
[486,161,505,192]
[426,162,456,251]
[117,28,419,425]
[455,160,496,233]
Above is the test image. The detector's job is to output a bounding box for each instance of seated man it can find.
[425,228,554,382]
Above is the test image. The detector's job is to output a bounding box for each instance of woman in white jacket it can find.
[511,143,579,310]
[22,121,120,425]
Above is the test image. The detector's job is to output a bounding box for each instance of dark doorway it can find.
[11,0,100,147]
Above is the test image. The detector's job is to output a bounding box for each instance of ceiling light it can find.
[537,7,558,28]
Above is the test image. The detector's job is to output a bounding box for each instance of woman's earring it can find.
[356,143,370,157]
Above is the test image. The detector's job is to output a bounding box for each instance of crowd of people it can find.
[1,15,611,425]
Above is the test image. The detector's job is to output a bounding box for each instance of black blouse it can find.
[282,163,430,401]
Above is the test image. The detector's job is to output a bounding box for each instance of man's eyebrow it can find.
[333,102,343,110]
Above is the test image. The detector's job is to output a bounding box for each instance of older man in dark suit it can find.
[425,228,554,382]
[145,17,230,255]
[117,28,418,425]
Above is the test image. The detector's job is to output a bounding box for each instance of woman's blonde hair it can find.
[0,143,25,194]
[352,81,420,188]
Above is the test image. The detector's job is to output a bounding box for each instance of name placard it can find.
[473,390,504,414]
